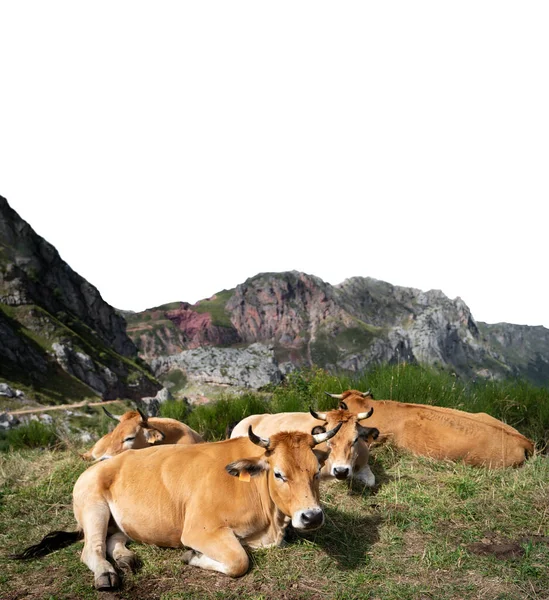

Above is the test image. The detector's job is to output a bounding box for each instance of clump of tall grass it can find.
[0,420,60,451]
[158,398,190,422]
[184,393,270,441]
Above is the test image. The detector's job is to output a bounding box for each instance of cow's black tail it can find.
[11,530,83,560]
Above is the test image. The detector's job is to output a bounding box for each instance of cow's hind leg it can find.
[79,502,120,590]
[107,531,138,573]
[181,528,249,577]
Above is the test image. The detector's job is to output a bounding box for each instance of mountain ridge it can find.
[125,271,549,387]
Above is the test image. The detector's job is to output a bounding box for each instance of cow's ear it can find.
[311,425,326,436]
[358,426,380,445]
[144,428,165,444]
[225,457,268,478]
[313,449,330,467]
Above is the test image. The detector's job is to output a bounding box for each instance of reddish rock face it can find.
[166,304,237,348]
[226,272,349,348]
[128,301,241,360]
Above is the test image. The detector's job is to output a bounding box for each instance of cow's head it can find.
[225,424,342,531]
[81,408,166,461]
[325,389,374,414]
[309,406,378,480]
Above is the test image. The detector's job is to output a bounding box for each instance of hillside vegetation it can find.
[1,365,548,600]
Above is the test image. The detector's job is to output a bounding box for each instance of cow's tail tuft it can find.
[11,530,83,560]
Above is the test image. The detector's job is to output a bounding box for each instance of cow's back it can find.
[148,417,204,444]
[230,413,317,439]
[338,395,533,467]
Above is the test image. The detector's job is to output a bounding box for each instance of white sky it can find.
[1,2,548,327]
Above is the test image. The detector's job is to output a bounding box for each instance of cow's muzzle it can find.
[293,508,325,531]
[333,466,350,480]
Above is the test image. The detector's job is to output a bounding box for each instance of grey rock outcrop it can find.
[0,383,15,397]
[135,387,173,417]
[152,343,283,389]
[0,412,20,430]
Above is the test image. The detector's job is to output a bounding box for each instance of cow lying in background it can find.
[231,407,379,486]
[14,424,342,588]
[81,408,204,461]
[326,389,535,468]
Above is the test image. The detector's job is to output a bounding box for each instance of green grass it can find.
[193,289,235,328]
[158,399,191,422]
[1,365,548,598]
[0,421,60,452]
[1,445,547,599]
[183,393,271,440]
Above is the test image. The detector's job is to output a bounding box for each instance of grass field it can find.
[1,365,548,599]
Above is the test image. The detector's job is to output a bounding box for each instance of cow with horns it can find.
[326,389,535,468]
[230,406,379,486]
[13,423,342,588]
[81,407,204,461]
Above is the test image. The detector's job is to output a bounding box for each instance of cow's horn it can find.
[357,407,374,420]
[309,407,327,421]
[102,407,120,421]
[325,392,344,400]
[312,421,343,445]
[248,426,270,449]
[362,389,372,397]
[136,407,149,422]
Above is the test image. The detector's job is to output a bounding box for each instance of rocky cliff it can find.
[0,196,160,401]
[127,271,549,387]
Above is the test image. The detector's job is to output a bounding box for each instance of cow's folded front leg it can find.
[181,528,249,577]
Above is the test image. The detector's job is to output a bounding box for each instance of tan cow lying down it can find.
[14,424,341,589]
[327,389,535,468]
[81,408,204,461]
[231,407,379,486]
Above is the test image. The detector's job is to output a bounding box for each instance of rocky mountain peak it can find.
[0,196,160,400]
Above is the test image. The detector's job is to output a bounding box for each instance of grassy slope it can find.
[0,448,547,600]
[1,366,548,599]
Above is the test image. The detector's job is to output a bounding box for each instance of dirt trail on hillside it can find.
[8,399,125,416]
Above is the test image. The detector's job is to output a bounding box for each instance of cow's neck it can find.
[243,475,289,549]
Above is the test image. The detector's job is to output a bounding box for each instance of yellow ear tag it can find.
[239,471,251,482]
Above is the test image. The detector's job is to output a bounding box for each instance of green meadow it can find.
[1,364,548,599]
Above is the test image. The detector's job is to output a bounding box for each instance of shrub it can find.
[158,399,190,422]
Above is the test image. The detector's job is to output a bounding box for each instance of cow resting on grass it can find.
[13,423,341,589]
[230,407,379,486]
[81,407,204,461]
[326,389,535,468]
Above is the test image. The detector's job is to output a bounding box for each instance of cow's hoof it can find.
[94,571,120,590]
[115,555,137,573]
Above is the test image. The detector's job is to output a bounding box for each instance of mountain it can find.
[126,271,549,387]
[0,196,160,402]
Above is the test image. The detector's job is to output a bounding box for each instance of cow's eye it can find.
[124,436,136,443]
[274,470,286,482]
